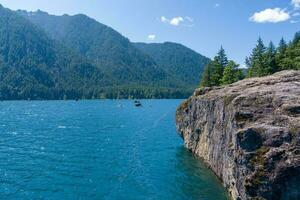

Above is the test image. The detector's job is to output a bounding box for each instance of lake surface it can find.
[0,100,228,200]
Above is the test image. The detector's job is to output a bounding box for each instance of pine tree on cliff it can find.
[264,41,277,75]
[292,31,300,44]
[221,61,244,85]
[215,46,228,68]
[276,38,287,70]
[247,37,267,77]
[280,32,300,70]
[211,46,228,85]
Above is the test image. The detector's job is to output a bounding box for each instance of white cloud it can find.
[160,16,194,27]
[249,8,290,23]
[147,34,156,41]
[292,0,300,8]
[293,12,300,16]
[161,16,169,23]
[160,16,185,26]
[170,16,184,26]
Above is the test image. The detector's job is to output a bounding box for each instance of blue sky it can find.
[0,0,299,65]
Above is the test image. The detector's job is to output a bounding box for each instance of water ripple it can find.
[0,100,228,200]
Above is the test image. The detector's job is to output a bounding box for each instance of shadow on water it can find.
[174,147,229,200]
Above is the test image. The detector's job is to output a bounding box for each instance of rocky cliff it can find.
[176,70,300,200]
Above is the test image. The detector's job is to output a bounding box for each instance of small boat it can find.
[134,100,142,107]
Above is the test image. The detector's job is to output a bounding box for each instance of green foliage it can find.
[276,38,287,70]
[19,10,167,85]
[292,31,300,44]
[279,32,300,70]
[215,46,228,68]
[134,42,210,86]
[0,6,106,100]
[200,47,242,87]
[221,61,244,85]
[2,5,299,99]
[210,60,224,86]
[210,46,229,85]
[0,8,209,99]
[247,38,267,77]
[264,41,277,75]
[247,34,300,77]
[0,6,211,100]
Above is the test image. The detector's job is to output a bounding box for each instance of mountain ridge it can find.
[0,5,210,99]
[17,9,168,85]
[19,9,209,88]
[0,5,108,100]
[134,42,210,86]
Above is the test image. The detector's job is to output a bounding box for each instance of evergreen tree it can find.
[200,47,245,88]
[236,68,246,81]
[215,46,228,68]
[210,46,229,86]
[280,34,300,70]
[210,59,223,86]
[221,61,244,85]
[278,38,287,54]
[247,37,267,77]
[292,31,300,44]
[276,38,287,70]
[264,41,277,75]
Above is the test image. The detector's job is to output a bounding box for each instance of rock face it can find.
[176,70,300,200]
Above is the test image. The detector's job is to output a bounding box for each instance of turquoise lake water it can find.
[0,100,228,200]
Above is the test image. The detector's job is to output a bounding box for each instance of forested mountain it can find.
[0,5,210,99]
[134,42,210,86]
[0,5,107,100]
[18,10,168,85]
[15,9,211,98]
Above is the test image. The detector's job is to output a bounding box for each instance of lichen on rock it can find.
[176,70,300,200]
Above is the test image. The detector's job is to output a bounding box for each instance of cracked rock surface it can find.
[176,70,300,200]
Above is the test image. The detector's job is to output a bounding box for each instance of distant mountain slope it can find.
[0,6,211,99]
[134,42,210,86]
[0,5,106,100]
[19,10,209,89]
[18,10,168,85]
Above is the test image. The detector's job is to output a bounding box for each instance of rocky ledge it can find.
[176,70,300,200]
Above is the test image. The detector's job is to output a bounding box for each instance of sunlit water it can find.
[0,100,228,200]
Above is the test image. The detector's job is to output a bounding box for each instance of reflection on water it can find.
[0,100,228,200]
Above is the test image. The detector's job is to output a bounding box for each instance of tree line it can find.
[200,32,300,87]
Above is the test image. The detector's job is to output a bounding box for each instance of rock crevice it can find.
[176,70,300,200]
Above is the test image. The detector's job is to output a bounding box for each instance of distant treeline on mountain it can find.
[0,4,210,100]
[200,34,300,88]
